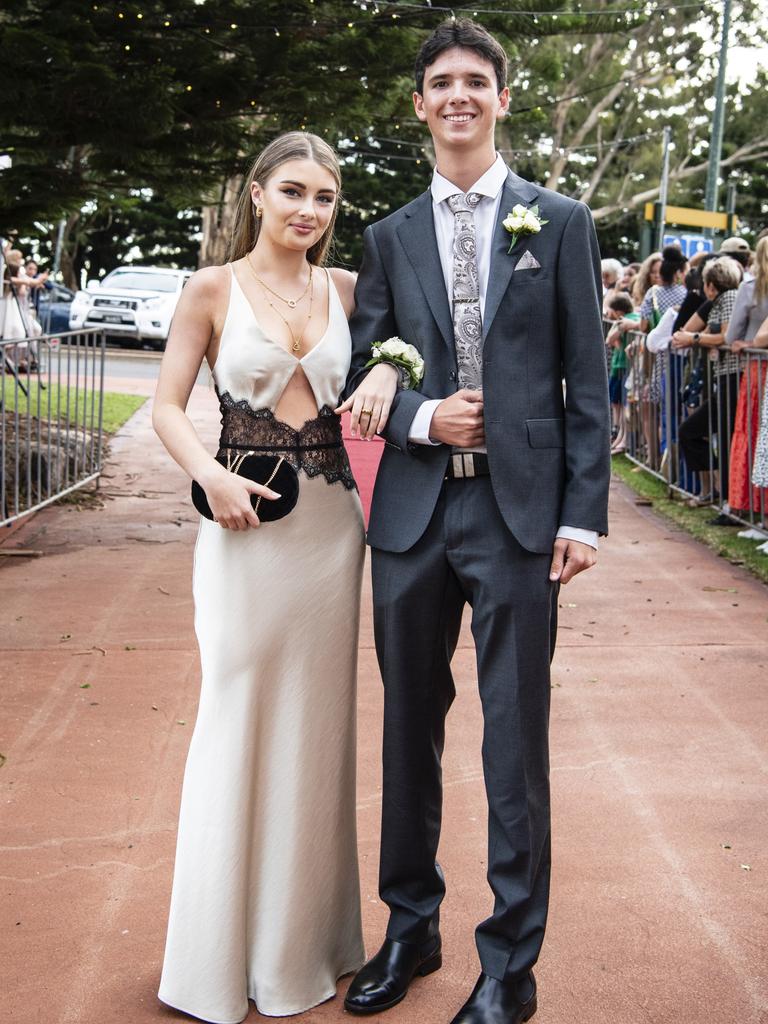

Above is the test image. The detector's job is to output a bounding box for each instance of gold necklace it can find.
[256,268,315,353]
[246,252,313,308]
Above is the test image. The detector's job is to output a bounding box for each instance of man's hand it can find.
[429,389,485,447]
[549,538,596,584]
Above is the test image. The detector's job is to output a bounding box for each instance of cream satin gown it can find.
[159,267,366,1022]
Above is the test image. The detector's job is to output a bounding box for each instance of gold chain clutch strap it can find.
[225,450,285,515]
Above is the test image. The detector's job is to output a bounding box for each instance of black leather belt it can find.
[445,452,490,479]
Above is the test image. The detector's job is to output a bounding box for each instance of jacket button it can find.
[449,371,457,381]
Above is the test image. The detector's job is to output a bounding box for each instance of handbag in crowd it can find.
[191,449,300,522]
[681,357,705,409]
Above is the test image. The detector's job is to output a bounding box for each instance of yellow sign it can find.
[644,203,734,231]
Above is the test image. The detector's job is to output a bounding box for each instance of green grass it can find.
[611,454,768,585]
[1,382,146,435]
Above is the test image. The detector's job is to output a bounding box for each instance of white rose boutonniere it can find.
[503,203,548,254]
[365,337,425,390]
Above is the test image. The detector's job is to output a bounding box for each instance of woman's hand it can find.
[198,463,280,530]
[336,363,399,439]
[729,339,750,353]
[671,330,692,350]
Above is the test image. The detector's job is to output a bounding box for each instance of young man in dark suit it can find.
[343,20,610,1024]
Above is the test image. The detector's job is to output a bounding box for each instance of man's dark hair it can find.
[608,293,634,315]
[414,18,508,95]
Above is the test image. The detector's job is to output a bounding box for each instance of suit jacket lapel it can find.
[396,193,455,351]
[483,171,539,340]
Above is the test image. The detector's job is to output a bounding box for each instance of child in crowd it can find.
[605,292,640,454]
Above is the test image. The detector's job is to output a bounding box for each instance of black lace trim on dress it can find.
[215,389,356,491]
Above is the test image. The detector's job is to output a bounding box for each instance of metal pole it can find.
[725,180,737,236]
[704,0,731,237]
[657,125,672,251]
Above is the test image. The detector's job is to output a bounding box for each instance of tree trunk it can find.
[58,211,82,290]
[199,175,243,268]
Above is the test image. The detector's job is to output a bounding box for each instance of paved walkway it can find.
[1,379,766,1024]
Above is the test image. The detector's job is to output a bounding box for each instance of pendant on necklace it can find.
[288,300,296,308]
[292,340,300,352]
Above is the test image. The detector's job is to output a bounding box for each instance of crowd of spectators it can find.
[602,233,768,525]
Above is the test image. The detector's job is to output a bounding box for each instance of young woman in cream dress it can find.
[153,132,397,1023]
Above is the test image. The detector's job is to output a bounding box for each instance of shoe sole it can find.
[343,951,442,1014]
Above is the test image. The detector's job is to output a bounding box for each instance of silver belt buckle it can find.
[450,453,476,479]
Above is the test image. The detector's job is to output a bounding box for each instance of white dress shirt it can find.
[407,154,598,550]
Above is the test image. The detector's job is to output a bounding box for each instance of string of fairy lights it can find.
[93,0,732,168]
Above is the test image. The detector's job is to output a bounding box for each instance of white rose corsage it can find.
[503,203,548,254]
[365,337,425,390]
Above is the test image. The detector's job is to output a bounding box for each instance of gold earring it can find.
[254,205,262,219]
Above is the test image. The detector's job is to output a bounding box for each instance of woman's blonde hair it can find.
[631,251,661,306]
[702,256,742,295]
[752,237,768,305]
[2,248,23,297]
[227,132,341,266]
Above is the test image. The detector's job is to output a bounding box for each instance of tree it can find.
[3,1,767,275]
[494,0,768,254]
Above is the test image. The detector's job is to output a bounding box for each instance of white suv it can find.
[69,266,193,349]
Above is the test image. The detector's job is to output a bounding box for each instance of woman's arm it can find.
[330,266,398,439]
[697,321,728,349]
[671,312,710,349]
[153,266,278,530]
[751,313,768,349]
[725,280,751,345]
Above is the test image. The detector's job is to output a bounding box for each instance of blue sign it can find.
[662,233,713,258]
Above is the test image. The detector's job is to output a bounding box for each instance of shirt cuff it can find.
[557,526,599,550]
[408,398,442,445]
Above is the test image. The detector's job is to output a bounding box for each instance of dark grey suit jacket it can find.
[347,168,610,554]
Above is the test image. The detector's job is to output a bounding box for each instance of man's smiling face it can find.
[413,46,509,152]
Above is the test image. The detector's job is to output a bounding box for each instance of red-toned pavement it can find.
[1,379,766,1024]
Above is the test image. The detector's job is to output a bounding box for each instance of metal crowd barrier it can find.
[1,329,106,528]
[604,319,768,532]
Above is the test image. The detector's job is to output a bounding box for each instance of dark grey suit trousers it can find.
[372,475,558,982]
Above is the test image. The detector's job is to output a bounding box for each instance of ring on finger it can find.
[361,408,374,417]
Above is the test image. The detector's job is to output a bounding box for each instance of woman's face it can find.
[619,268,636,290]
[703,279,718,301]
[251,159,338,255]
[649,260,662,286]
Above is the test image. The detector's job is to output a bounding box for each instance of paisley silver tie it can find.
[447,191,483,391]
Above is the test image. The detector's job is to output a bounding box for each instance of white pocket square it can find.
[515,250,541,271]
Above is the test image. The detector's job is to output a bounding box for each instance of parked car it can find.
[36,282,75,335]
[68,266,193,349]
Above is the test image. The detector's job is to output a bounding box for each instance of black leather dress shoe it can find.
[343,935,442,1014]
[449,972,537,1024]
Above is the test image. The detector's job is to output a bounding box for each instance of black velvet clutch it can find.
[191,452,300,523]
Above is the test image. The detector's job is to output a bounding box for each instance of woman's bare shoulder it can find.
[185,264,230,299]
[328,267,357,317]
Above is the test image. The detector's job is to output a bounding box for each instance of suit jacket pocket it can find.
[526,417,565,448]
